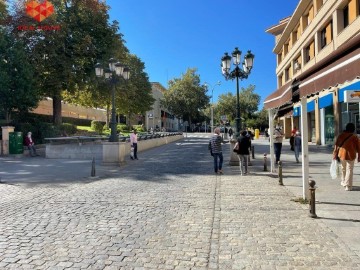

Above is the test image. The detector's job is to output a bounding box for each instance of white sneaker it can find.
[345,186,352,191]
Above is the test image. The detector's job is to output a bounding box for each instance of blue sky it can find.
[106,0,299,107]
[106,0,299,108]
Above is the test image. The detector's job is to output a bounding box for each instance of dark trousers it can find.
[133,143,138,159]
[213,153,223,173]
[274,143,282,163]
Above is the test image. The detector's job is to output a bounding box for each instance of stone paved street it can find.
[1,134,360,269]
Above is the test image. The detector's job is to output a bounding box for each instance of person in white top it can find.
[130,129,138,160]
[273,125,284,163]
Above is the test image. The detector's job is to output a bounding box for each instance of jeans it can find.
[294,146,300,162]
[237,154,248,175]
[27,145,37,157]
[213,153,223,173]
[274,143,282,163]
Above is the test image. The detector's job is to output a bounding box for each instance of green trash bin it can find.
[9,132,24,154]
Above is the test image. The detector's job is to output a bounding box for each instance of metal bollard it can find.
[263,153,267,171]
[251,145,255,159]
[278,161,283,185]
[91,157,96,177]
[309,180,317,218]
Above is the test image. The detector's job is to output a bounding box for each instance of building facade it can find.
[145,82,180,132]
[264,0,360,145]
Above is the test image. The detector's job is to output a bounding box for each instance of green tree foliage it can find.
[163,68,209,126]
[216,85,261,128]
[116,54,154,119]
[0,18,40,121]
[9,0,124,125]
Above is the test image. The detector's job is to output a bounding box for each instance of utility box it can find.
[9,132,24,154]
[255,129,260,139]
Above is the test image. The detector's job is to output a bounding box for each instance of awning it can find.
[299,47,360,97]
[263,81,292,109]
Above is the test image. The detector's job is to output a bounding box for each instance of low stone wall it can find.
[103,135,183,165]
[46,135,184,165]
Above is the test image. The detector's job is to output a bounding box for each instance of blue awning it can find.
[319,94,333,109]
[339,81,360,102]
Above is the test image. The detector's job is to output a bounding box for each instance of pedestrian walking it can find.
[333,123,360,191]
[294,131,301,163]
[234,130,251,175]
[228,127,233,139]
[273,125,284,164]
[210,127,224,174]
[24,131,39,157]
[130,129,138,160]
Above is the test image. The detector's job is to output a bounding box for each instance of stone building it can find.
[145,82,180,132]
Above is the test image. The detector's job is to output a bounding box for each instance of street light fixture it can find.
[221,47,254,138]
[95,58,130,142]
[204,81,221,133]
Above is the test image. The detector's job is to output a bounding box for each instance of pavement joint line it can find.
[207,173,221,269]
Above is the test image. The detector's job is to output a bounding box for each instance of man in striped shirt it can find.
[210,127,224,174]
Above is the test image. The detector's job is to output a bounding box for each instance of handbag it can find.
[335,134,353,162]
[233,142,239,152]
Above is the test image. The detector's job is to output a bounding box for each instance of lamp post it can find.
[221,48,254,138]
[204,81,221,133]
[95,58,130,142]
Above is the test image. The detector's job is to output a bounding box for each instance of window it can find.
[278,74,283,87]
[305,40,315,63]
[320,21,333,49]
[308,6,314,24]
[285,66,290,82]
[277,52,283,65]
[292,29,298,45]
[315,0,323,13]
[343,5,349,28]
[284,42,289,56]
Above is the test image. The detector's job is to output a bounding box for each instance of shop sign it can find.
[344,90,360,103]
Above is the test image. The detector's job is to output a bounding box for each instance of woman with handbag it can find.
[235,130,251,175]
[333,123,360,191]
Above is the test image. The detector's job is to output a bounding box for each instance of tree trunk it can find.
[52,94,62,125]
[5,110,11,123]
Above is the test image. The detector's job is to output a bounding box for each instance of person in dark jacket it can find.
[210,127,224,174]
[235,130,251,175]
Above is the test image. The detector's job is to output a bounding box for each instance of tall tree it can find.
[118,54,154,124]
[162,68,209,127]
[216,85,260,128]
[9,0,124,125]
[0,4,40,121]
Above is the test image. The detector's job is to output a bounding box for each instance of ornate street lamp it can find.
[221,48,254,138]
[95,58,130,142]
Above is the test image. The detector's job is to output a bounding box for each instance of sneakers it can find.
[345,186,352,191]
[218,170,223,174]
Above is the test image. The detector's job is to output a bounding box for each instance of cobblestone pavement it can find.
[0,134,359,269]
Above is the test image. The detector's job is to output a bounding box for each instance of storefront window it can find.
[325,106,335,145]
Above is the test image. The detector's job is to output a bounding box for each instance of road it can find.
[0,134,359,269]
